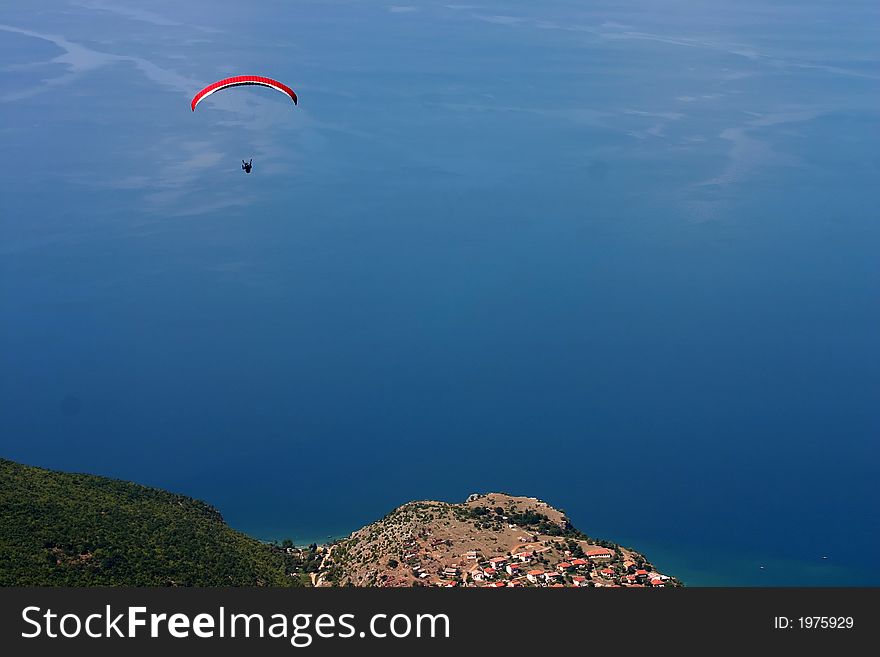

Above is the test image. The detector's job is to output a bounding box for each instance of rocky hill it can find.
[316,493,681,588]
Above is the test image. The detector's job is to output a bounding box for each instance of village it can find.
[310,493,681,588]
[373,530,675,588]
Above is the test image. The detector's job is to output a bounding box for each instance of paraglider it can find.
[190,75,298,111]
[191,76,297,173]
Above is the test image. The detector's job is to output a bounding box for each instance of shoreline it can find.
[255,527,863,587]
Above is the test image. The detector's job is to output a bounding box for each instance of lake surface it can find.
[2,0,878,586]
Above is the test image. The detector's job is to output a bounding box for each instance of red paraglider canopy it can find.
[191,75,298,111]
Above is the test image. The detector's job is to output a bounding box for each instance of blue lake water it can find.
[1,0,878,586]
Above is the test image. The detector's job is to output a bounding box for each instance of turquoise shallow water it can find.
[1,1,878,586]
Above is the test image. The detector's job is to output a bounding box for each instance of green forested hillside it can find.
[0,458,300,586]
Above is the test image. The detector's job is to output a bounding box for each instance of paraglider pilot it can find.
[242,158,252,173]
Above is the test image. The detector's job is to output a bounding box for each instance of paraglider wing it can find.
[191,75,298,111]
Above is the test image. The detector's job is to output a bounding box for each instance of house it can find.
[526,569,545,584]
[544,571,562,582]
[650,578,665,587]
[586,548,614,560]
[599,568,615,578]
[483,567,497,578]
[570,559,588,568]
[506,563,522,575]
[557,562,572,572]
[489,557,508,567]
[465,550,479,560]
[572,576,589,587]
[443,567,460,579]
[516,551,533,562]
